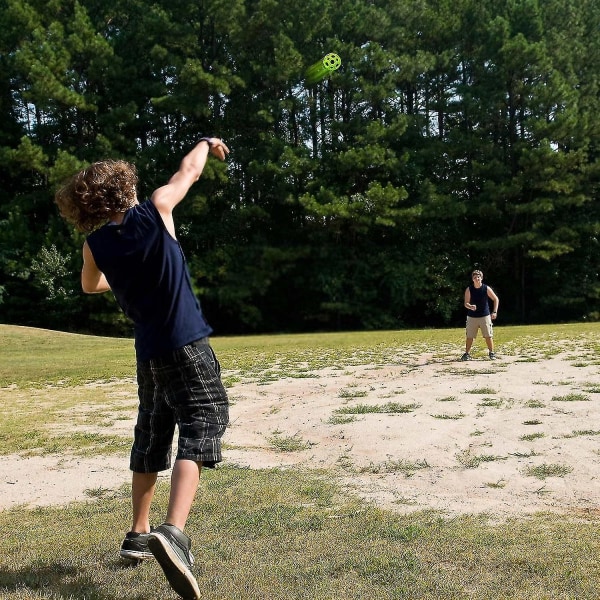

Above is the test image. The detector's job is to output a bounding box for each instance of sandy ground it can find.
[1,351,599,518]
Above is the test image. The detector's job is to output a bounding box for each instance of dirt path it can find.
[2,352,599,518]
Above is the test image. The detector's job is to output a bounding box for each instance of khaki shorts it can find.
[466,316,493,339]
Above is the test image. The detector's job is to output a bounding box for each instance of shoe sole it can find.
[119,549,154,561]
[147,533,200,600]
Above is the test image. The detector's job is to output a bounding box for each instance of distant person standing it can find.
[461,269,499,360]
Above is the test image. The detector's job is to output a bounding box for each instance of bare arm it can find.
[151,137,229,237]
[464,287,476,311]
[487,286,499,319]
[81,241,111,294]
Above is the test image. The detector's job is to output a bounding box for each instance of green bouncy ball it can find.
[305,53,342,85]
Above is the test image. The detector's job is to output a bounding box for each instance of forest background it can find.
[0,0,598,337]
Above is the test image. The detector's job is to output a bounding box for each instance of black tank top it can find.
[467,284,490,318]
[87,200,212,360]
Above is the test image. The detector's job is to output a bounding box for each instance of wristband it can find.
[199,137,214,147]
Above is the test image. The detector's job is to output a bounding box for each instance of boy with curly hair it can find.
[55,137,230,600]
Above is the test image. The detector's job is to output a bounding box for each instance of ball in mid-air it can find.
[322,53,341,71]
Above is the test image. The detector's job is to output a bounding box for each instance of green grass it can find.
[484,480,507,489]
[1,469,599,599]
[358,459,430,476]
[4,321,600,388]
[525,464,574,479]
[456,448,507,468]
[478,398,503,408]
[338,388,369,399]
[567,430,600,438]
[0,382,135,456]
[551,393,591,402]
[0,325,136,387]
[525,399,546,408]
[333,402,421,415]
[267,431,313,452]
[520,432,546,442]
[466,387,497,394]
[326,414,358,425]
[1,323,600,599]
[582,383,600,393]
[431,412,466,420]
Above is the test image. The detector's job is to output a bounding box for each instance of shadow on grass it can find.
[0,562,101,598]
[0,467,598,600]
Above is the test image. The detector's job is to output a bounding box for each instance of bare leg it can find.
[465,338,474,353]
[484,337,494,352]
[165,459,202,531]
[131,471,158,533]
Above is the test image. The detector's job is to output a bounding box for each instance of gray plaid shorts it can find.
[130,339,229,473]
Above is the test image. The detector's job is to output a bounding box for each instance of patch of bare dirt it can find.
[1,353,599,518]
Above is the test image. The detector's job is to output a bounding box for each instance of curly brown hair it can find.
[55,160,139,233]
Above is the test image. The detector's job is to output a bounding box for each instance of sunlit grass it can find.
[267,431,313,452]
[525,464,574,479]
[0,325,135,387]
[333,402,421,415]
[0,381,136,456]
[455,448,507,468]
[466,387,497,394]
[551,393,591,402]
[3,322,600,388]
[563,429,600,438]
[478,398,503,408]
[358,459,430,476]
[0,469,598,599]
[436,395,458,402]
[520,432,545,442]
[525,463,573,479]
[432,412,466,420]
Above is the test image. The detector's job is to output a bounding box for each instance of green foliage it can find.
[0,0,598,333]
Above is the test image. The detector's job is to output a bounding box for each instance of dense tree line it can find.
[0,0,598,336]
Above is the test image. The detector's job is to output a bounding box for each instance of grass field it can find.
[0,323,599,599]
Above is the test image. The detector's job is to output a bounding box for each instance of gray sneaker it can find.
[120,530,154,561]
[489,352,496,360]
[147,524,200,600]
[461,352,471,361]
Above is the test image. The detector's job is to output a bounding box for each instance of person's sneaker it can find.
[489,352,496,360]
[460,352,471,361]
[147,524,200,600]
[119,530,154,561]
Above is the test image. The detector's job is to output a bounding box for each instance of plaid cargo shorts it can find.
[130,339,229,473]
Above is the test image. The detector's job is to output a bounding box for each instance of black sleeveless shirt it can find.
[467,284,491,318]
[87,200,212,360]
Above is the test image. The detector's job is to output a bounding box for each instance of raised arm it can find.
[151,137,229,237]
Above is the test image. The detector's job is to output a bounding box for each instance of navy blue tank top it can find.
[87,200,212,360]
[467,284,491,318]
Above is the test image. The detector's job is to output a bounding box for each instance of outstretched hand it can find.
[208,138,230,160]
